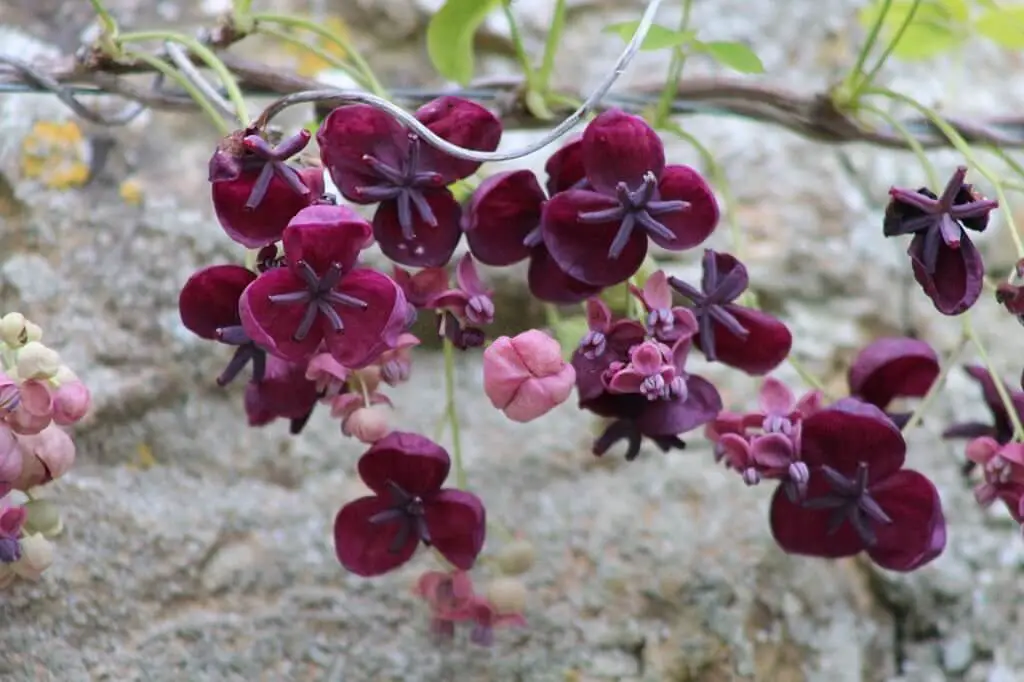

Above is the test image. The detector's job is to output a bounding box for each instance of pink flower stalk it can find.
[483,330,576,423]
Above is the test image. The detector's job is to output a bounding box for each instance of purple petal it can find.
[648,165,720,251]
[317,104,409,201]
[211,167,322,248]
[750,432,794,468]
[243,355,320,424]
[239,268,323,361]
[324,269,407,369]
[424,489,487,570]
[581,109,665,196]
[178,264,256,339]
[637,374,722,436]
[455,253,488,297]
[283,204,372,275]
[334,496,419,577]
[463,170,544,266]
[847,337,940,409]
[544,136,586,195]
[414,96,502,182]
[867,470,946,571]
[358,431,451,496]
[769,474,865,558]
[909,230,983,315]
[373,189,463,267]
[800,400,906,481]
[696,305,792,376]
[527,247,603,304]
[758,376,796,415]
[542,189,648,287]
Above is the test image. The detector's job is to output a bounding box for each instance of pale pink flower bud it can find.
[52,381,90,425]
[5,379,53,435]
[483,330,576,423]
[0,426,21,494]
[305,353,349,398]
[11,532,53,580]
[342,405,392,444]
[12,424,75,490]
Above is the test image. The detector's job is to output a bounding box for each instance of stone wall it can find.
[1,1,1024,680]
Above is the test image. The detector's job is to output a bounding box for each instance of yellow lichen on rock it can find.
[19,120,90,190]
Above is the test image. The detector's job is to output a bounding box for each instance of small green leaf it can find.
[856,0,969,61]
[692,40,765,73]
[426,0,502,85]
[603,21,696,51]
[975,7,1024,49]
[552,315,589,362]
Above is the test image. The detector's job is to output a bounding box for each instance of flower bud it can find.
[342,405,391,444]
[0,313,27,347]
[52,381,90,425]
[483,330,576,423]
[16,342,60,380]
[12,424,75,489]
[486,577,527,614]
[0,425,22,490]
[52,365,79,385]
[11,532,54,580]
[22,499,62,538]
[495,538,535,575]
[24,323,42,343]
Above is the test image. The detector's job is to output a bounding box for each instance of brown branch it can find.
[2,39,1024,151]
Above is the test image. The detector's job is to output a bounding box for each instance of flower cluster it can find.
[179,90,1024,648]
[0,312,91,586]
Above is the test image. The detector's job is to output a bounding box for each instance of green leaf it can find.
[692,40,765,73]
[426,0,502,85]
[602,21,696,51]
[856,0,969,61]
[552,316,589,362]
[975,6,1024,49]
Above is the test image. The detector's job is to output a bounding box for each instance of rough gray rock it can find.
[2,1,1024,680]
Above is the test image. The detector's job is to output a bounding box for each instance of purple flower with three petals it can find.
[239,203,408,368]
[540,110,720,287]
[318,97,502,268]
[333,432,486,577]
[669,250,792,375]
[884,166,997,315]
[769,399,946,572]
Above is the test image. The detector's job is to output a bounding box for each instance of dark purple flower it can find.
[425,254,495,327]
[578,337,722,461]
[317,97,501,267]
[884,166,997,315]
[995,258,1024,325]
[333,432,486,577]
[178,264,266,386]
[540,110,719,287]
[669,249,792,375]
[210,128,325,248]
[244,354,320,435]
[846,337,940,428]
[769,399,946,572]
[943,365,1024,473]
[239,203,408,368]
[462,143,602,304]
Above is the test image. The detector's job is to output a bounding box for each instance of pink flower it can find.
[483,330,576,423]
[376,333,420,386]
[52,381,90,425]
[305,352,350,399]
[0,374,53,435]
[330,392,393,444]
[603,339,683,401]
[0,426,21,497]
[12,423,75,490]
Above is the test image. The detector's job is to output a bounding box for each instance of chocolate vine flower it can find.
[462,148,602,304]
[629,270,700,344]
[884,166,997,315]
[943,365,1024,473]
[769,399,946,572]
[209,128,325,248]
[604,339,684,401]
[393,266,449,309]
[239,203,408,368]
[414,569,477,641]
[426,254,495,326]
[995,258,1024,325]
[333,432,486,577]
[244,355,320,435]
[572,298,647,403]
[964,437,1024,523]
[541,110,720,287]
[846,337,940,429]
[179,264,266,386]
[669,250,792,375]
[579,337,722,461]
[318,97,502,267]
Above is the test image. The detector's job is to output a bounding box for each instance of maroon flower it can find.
[393,266,449,309]
[846,337,940,428]
[426,254,495,327]
[540,110,719,287]
[317,97,501,267]
[178,264,265,386]
[209,128,325,248]
[669,250,792,375]
[769,399,946,572]
[239,203,408,368]
[244,354,320,434]
[884,166,997,315]
[462,145,602,304]
[943,365,1024,473]
[578,337,722,461]
[333,432,486,577]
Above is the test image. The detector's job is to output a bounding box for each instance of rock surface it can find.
[2,1,1024,680]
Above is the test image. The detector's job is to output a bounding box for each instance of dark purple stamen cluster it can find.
[670,250,749,361]
[213,325,267,386]
[803,462,892,546]
[369,480,434,553]
[241,131,313,209]
[577,171,688,258]
[268,260,369,341]
[356,134,445,240]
